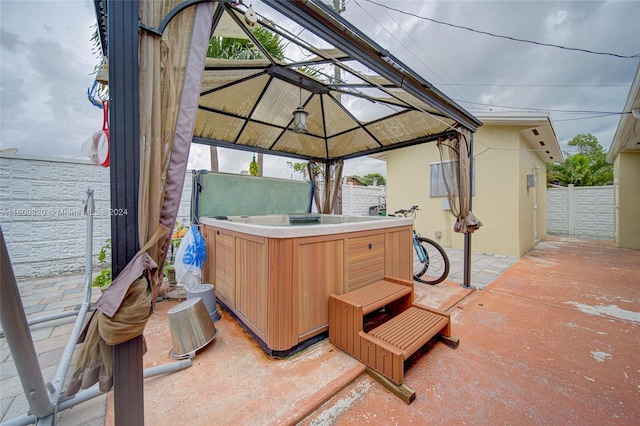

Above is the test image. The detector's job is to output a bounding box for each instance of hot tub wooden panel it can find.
[217,231,236,307]
[384,228,413,280]
[294,235,345,342]
[267,238,295,351]
[236,236,268,336]
[347,232,386,292]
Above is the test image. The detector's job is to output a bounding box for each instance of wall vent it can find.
[539,141,546,146]
[532,129,539,136]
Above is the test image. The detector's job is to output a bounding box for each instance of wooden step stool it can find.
[329,277,458,402]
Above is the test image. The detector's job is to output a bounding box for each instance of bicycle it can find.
[391,205,450,285]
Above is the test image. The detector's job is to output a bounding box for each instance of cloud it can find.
[344,0,638,152]
[0,28,25,52]
[1,0,637,164]
[0,1,101,156]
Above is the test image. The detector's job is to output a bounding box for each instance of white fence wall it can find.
[340,183,386,216]
[0,155,192,280]
[311,182,386,216]
[546,185,613,240]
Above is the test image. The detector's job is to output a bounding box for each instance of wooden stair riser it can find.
[328,278,454,387]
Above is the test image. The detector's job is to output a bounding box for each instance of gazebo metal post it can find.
[108,0,144,424]
[463,135,474,288]
[0,229,55,419]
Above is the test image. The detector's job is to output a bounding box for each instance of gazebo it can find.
[94,0,482,423]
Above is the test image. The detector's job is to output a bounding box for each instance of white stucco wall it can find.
[546,185,613,240]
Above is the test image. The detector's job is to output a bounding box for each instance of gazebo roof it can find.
[95,0,481,162]
[190,0,481,161]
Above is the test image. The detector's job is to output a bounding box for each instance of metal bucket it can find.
[187,284,220,323]
[167,297,217,359]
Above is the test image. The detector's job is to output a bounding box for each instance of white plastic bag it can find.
[174,225,207,290]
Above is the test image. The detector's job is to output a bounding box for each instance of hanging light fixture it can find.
[292,78,309,133]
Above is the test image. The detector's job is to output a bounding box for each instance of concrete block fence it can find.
[546,185,613,241]
[341,183,386,216]
[313,181,386,216]
[0,155,191,281]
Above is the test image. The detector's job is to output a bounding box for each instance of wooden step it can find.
[334,279,412,314]
[360,306,450,385]
[329,277,456,389]
[368,306,449,356]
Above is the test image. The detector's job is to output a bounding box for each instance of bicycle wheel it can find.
[413,237,450,285]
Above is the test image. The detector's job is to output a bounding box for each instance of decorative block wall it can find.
[546,185,613,241]
[339,183,386,216]
[0,156,192,281]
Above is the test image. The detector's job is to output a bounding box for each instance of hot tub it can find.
[199,214,414,356]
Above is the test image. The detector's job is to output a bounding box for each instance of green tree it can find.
[88,24,108,104]
[206,28,285,174]
[568,133,600,157]
[547,133,613,187]
[287,161,323,180]
[207,27,285,61]
[362,173,386,186]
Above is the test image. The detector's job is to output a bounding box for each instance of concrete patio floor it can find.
[1,236,637,425]
[303,237,640,424]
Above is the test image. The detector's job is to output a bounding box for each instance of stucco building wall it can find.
[386,123,549,258]
[615,152,640,249]
[517,131,548,255]
[385,142,455,248]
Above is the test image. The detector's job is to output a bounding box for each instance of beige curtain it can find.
[437,127,482,234]
[308,160,344,214]
[67,0,216,396]
[138,0,196,284]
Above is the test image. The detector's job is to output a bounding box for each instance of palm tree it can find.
[547,154,613,186]
[547,134,613,187]
[206,27,285,175]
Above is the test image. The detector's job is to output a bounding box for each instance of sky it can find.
[1,0,638,180]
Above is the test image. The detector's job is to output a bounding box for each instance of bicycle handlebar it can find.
[393,205,419,216]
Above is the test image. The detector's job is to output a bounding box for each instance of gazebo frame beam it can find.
[108,1,142,425]
[193,128,458,163]
[262,0,481,133]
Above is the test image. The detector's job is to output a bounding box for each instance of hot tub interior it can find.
[221,214,395,226]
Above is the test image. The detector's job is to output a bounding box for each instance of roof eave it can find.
[607,62,640,163]
[475,112,564,163]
